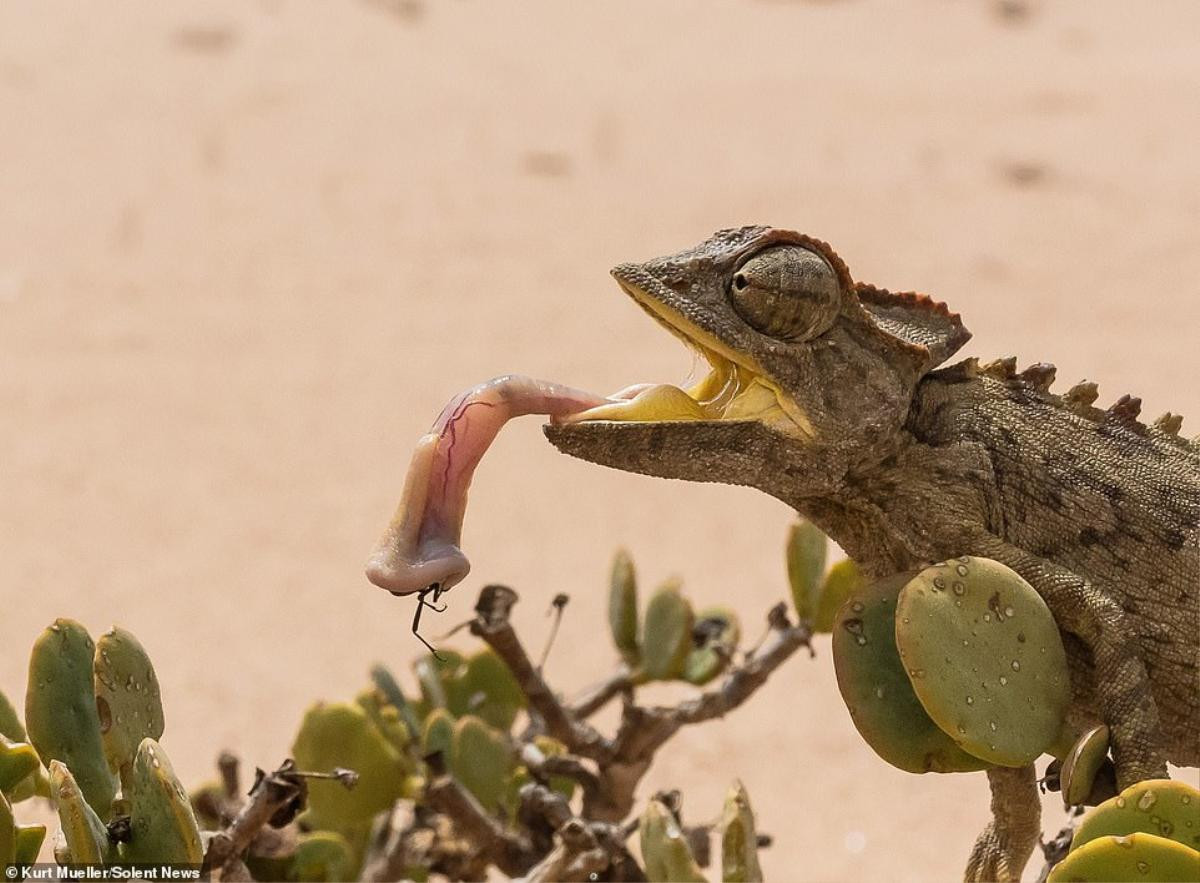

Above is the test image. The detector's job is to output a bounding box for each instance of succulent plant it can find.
[48,760,111,864]
[786,520,827,624]
[1060,724,1114,808]
[0,690,47,805]
[0,735,40,797]
[369,664,422,739]
[26,619,118,820]
[355,688,414,759]
[832,572,987,774]
[894,557,1071,766]
[639,798,706,883]
[455,650,525,732]
[720,780,763,883]
[449,715,512,814]
[122,739,204,865]
[290,830,355,882]
[1047,831,1199,882]
[683,607,740,686]
[12,823,45,866]
[638,578,695,682]
[7,546,813,880]
[0,790,13,867]
[421,707,455,759]
[609,548,641,667]
[412,650,463,716]
[0,690,24,741]
[1072,779,1200,853]
[94,627,165,794]
[813,559,863,633]
[292,702,410,827]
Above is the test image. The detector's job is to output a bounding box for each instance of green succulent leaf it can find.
[456,650,525,733]
[26,620,117,820]
[639,799,706,883]
[0,735,40,796]
[292,703,408,827]
[369,664,422,738]
[0,689,25,743]
[1072,779,1200,854]
[123,739,204,865]
[0,789,14,867]
[93,627,165,794]
[449,715,512,814]
[1060,724,1111,808]
[1048,832,1199,882]
[895,557,1071,767]
[786,521,827,623]
[609,548,641,666]
[683,607,740,686]
[720,780,763,882]
[421,708,456,760]
[290,831,355,882]
[48,760,110,865]
[13,824,46,865]
[355,688,415,759]
[814,559,864,633]
[638,579,694,682]
[832,572,987,774]
[412,650,465,715]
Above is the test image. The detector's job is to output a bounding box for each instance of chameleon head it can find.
[545,226,971,494]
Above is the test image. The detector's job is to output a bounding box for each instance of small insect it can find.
[412,582,448,658]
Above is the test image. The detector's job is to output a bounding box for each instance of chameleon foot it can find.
[964,765,1040,883]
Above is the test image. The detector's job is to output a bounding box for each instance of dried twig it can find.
[1035,807,1083,883]
[424,773,536,877]
[383,584,812,878]
[519,742,601,806]
[360,803,415,882]
[568,667,633,719]
[469,585,614,762]
[203,760,308,880]
[585,603,811,820]
[518,783,645,883]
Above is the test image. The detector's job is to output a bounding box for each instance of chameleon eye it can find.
[729,245,841,341]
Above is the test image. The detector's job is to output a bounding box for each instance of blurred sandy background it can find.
[2,1,1198,879]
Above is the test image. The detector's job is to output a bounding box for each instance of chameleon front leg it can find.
[964,765,1040,883]
[969,534,1168,787]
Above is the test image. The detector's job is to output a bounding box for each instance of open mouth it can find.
[559,269,805,433]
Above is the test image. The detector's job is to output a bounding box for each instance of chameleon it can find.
[369,226,1199,881]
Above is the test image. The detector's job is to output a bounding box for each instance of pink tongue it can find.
[365,375,607,596]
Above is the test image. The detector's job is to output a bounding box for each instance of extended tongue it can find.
[365,375,607,596]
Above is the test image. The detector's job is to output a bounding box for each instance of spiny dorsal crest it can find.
[980,357,1017,380]
[1063,381,1100,408]
[973,364,1192,451]
[1154,412,1184,436]
[1106,394,1143,425]
[1018,362,1056,392]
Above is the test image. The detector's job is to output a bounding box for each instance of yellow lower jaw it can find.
[566,383,708,423]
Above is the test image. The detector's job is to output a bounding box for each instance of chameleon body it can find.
[544,226,1199,881]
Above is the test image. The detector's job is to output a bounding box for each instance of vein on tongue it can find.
[365,375,608,596]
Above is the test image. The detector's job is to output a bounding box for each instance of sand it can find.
[1,1,1197,879]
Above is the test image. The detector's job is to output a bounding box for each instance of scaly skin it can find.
[545,226,1199,882]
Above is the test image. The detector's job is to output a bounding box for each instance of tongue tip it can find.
[365,547,470,597]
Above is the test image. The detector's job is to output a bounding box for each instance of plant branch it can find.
[203,760,308,880]
[519,783,646,883]
[617,603,809,762]
[469,584,614,762]
[1035,808,1083,883]
[568,667,633,719]
[424,773,535,877]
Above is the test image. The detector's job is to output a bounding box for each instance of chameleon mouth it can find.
[559,267,806,433]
